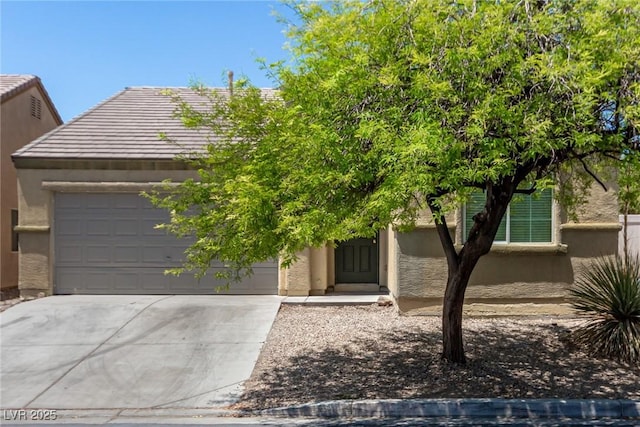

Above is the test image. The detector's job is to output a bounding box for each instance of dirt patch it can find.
[233,304,640,410]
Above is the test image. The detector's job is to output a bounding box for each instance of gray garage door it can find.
[54,192,278,295]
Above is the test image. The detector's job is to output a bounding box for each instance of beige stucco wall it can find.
[17,158,621,305]
[390,184,620,313]
[281,248,312,296]
[574,182,620,223]
[1,86,60,291]
[15,167,196,297]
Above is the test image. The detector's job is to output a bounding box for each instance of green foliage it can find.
[150,0,640,283]
[619,149,640,215]
[570,255,640,365]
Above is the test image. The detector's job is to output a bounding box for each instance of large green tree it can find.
[152,0,640,363]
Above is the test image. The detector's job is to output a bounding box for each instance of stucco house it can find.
[12,86,620,311]
[1,74,62,299]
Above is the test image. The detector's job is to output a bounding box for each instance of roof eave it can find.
[12,156,194,171]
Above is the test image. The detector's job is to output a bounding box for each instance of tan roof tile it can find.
[13,86,277,161]
[0,74,38,100]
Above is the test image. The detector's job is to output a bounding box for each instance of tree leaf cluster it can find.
[150,0,640,283]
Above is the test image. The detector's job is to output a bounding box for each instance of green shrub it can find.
[570,255,640,365]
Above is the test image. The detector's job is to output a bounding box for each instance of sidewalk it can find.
[282,293,387,306]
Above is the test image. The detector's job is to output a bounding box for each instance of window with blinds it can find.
[464,189,553,243]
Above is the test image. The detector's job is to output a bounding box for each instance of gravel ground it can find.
[0,297,25,312]
[233,304,640,410]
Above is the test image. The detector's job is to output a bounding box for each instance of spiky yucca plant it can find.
[570,255,640,364]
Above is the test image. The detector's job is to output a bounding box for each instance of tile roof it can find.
[13,86,277,160]
[1,74,38,100]
[1,74,63,124]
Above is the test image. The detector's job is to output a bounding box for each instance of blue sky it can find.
[1,1,292,121]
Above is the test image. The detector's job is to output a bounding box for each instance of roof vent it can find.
[30,95,42,119]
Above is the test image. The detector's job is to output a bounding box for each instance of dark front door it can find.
[335,236,378,283]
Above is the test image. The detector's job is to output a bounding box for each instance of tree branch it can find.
[578,157,608,191]
[514,186,536,195]
[427,196,459,273]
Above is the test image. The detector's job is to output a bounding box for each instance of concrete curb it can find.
[255,398,640,420]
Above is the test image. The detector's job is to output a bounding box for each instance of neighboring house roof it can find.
[0,74,63,124]
[12,87,277,161]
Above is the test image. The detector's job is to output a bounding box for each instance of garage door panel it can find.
[86,246,111,263]
[113,197,140,209]
[57,219,82,236]
[114,219,139,236]
[56,270,83,292]
[57,268,277,295]
[54,193,278,295]
[57,269,111,292]
[113,246,140,263]
[139,271,170,291]
[141,246,169,264]
[164,245,191,263]
[85,194,111,209]
[112,272,140,290]
[56,193,83,209]
[167,274,199,292]
[84,273,112,290]
[86,219,111,236]
[242,268,280,291]
[57,245,83,264]
[142,219,167,236]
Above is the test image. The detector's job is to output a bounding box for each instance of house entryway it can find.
[335,235,379,292]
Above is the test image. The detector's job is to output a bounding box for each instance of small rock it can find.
[377,296,393,307]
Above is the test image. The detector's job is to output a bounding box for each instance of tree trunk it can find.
[431,215,489,364]
[442,275,467,363]
[429,182,515,364]
[441,253,483,364]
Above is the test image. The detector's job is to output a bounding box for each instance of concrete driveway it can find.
[0,295,282,410]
